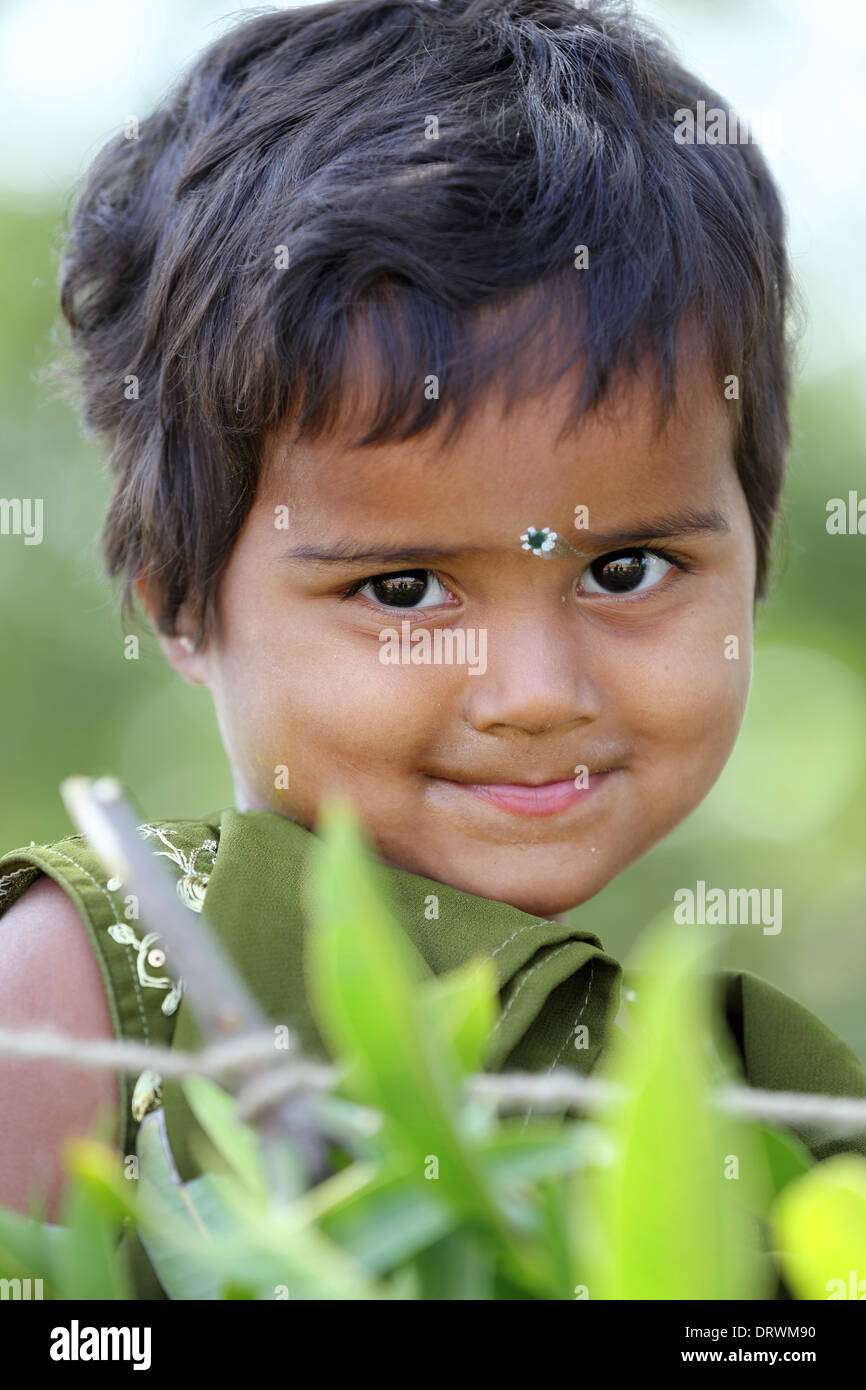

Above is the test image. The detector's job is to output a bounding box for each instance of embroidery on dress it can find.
[107,923,184,1016]
[103,824,218,1126]
[105,825,218,1020]
[131,1068,163,1123]
[136,824,218,913]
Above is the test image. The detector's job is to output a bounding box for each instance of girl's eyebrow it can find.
[279,507,730,566]
[279,543,489,566]
[577,505,731,548]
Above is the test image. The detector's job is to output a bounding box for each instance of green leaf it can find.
[0,1140,135,1298]
[480,1121,609,1188]
[134,1110,262,1298]
[64,1138,141,1225]
[752,1123,814,1201]
[54,1142,132,1301]
[772,1154,866,1300]
[313,1164,456,1273]
[134,1110,378,1300]
[533,1175,584,1300]
[475,1127,610,1299]
[582,912,774,1300]
[222,1281,257,1299]
[181,1076,268,1201]
[301,1123,600,1286]
[133,1109,262,1298]
[417,957,498,1076]
[0,1204,60,1289]
[412,1228,493,1299]
[303,798,506,1233]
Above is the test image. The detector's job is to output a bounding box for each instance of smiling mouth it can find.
[431,769,619,817]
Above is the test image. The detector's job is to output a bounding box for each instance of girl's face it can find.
[167,355,756,918]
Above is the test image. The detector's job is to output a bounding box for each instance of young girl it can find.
[2,0,864,1277]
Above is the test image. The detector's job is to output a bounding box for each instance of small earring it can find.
[177,635,196,653]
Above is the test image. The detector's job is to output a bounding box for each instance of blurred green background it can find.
[1,0,864,1056]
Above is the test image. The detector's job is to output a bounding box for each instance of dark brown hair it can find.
[58,0,797,643]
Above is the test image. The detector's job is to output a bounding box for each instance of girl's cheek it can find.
[611,630,749,744]
[303,658,453,738]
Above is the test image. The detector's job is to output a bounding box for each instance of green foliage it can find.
[771,1155,866,1300]
[181,1075,269,1202]
[303,799,507,1234]
[0,800,860,1300]
[581,913,774,1299]
[0,1140,131,1300]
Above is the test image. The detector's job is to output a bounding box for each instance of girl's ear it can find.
[134,573,210,687]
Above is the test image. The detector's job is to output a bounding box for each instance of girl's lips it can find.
[440,771,615,817]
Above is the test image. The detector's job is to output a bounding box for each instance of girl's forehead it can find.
[259,362,738,537]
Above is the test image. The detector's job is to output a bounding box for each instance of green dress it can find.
[2,806,866,1298]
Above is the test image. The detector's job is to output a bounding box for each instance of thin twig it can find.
[467,1070,866,1134]
[0,1026,313,1082]
[61,777,268,1042]
[59,776,332,1179]
[2,1026,866,1134]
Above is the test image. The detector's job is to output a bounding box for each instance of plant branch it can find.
[2,1025,866,1134]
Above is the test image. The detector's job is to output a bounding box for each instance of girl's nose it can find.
[463,611,602,736]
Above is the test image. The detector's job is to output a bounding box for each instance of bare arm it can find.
[0,875,119,1219]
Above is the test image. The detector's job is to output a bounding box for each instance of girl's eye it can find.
[350,569,452,610]
[578,548,674,596]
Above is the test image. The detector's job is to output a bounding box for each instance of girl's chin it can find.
[358,824,609,915]
[375,858,588,917]
[498,897,586,918]
[440,875,594,919]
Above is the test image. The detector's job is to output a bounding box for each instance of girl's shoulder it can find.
[714,966,866,1161]
[0,813,222,1158]
[0,815,222,920]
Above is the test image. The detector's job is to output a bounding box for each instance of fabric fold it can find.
[160,806,622,1176]
[197,806,623,1073]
